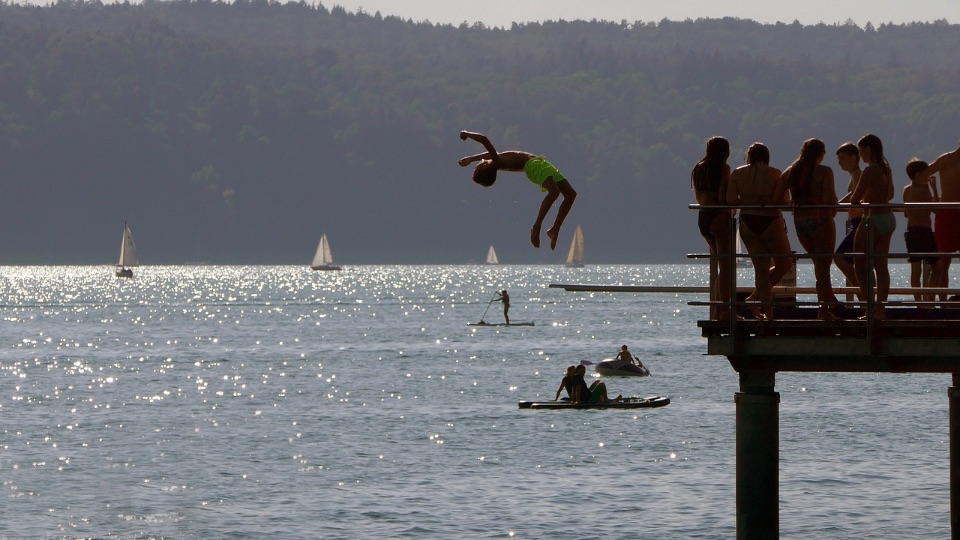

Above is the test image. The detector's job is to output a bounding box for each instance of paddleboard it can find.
[467,321,535,327]
[518,395,670,410]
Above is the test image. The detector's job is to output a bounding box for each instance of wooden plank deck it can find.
[699,307,960,373]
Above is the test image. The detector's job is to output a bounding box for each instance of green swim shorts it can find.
[524,156,566,192]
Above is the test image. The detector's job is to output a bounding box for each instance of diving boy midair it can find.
[458,131,576,250]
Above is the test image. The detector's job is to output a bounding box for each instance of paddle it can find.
[634,355,653,377]
[476,292,499,324]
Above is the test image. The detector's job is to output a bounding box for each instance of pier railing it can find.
[688,201,960,330]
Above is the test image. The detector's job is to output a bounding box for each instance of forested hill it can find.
[1,2,959,264]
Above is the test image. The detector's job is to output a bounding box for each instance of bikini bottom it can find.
[866,213,896,237]
[698,210,731,243]
[740,214,778,236]
[794,217,831,239]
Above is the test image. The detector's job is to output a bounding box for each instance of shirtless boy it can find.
[458,131,577,250]
[922,142,960,292]
[902,159,944,302]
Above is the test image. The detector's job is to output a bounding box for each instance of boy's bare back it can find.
[903,181,934,227]
[927,145,960,202]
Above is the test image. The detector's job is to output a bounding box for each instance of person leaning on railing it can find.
[922,142,960,299]
[692,136,734,320]
[833,142,863,298]
[726,142,792,320]
[850,134,896,320]
[773,138,842,321]
[902,158,945,303]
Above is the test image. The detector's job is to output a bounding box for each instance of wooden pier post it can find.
[735,369,780,539]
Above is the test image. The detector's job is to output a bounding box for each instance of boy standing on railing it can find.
[903,159,945,302]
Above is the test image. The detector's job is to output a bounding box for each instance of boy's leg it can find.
[834,256,858,300]
[910,260,921,301]
[936,257,952,302]
[546,180,577,250]
[531,181,560,248]
[835,221,860,300]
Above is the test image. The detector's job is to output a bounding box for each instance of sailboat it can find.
[565,225,585,268]
[736,230,752,268]
[486,245,499,265]
[115,222,138,278]
[311,234,342,271]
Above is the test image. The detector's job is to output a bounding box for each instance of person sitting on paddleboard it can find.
[571,364,621,404]
[458,131,577,250]
[554,365,577,401]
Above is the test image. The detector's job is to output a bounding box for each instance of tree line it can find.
[0,0,958,264]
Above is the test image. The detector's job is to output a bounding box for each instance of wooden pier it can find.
[700,311,960,540]
[551,280,960,539]
[550,202,960,537]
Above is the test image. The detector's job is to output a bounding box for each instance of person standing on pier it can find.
[692,136,734,320]
[922,142,960,297]
[774,138,841,320]
[834,143,863,298]
[727,142,793,320]
[902,159,945,302]
[851,134,896,320]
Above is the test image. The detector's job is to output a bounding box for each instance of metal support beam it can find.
[950,373,960,540]
[735,370,780,540]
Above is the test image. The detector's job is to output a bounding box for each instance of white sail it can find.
[566,225,584,267]
[115,222,138,277]
[486,245,499,265]
[311,234,341,270]
[118,222,138,267]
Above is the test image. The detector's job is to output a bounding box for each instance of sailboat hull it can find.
[116,267,133,278]
[311,265,342,271]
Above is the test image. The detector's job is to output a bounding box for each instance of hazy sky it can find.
[325,0,957,27]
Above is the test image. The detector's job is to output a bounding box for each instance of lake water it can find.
[0,264,951,538]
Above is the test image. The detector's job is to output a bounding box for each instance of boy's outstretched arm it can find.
[458,152,490,167]
[460,131,502,165]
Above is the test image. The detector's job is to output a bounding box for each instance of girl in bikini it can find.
[458,131,577,250]
[851,134,896,320]
[692,136,735,320]
[727,142,793,320]
[774,138,841,320]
